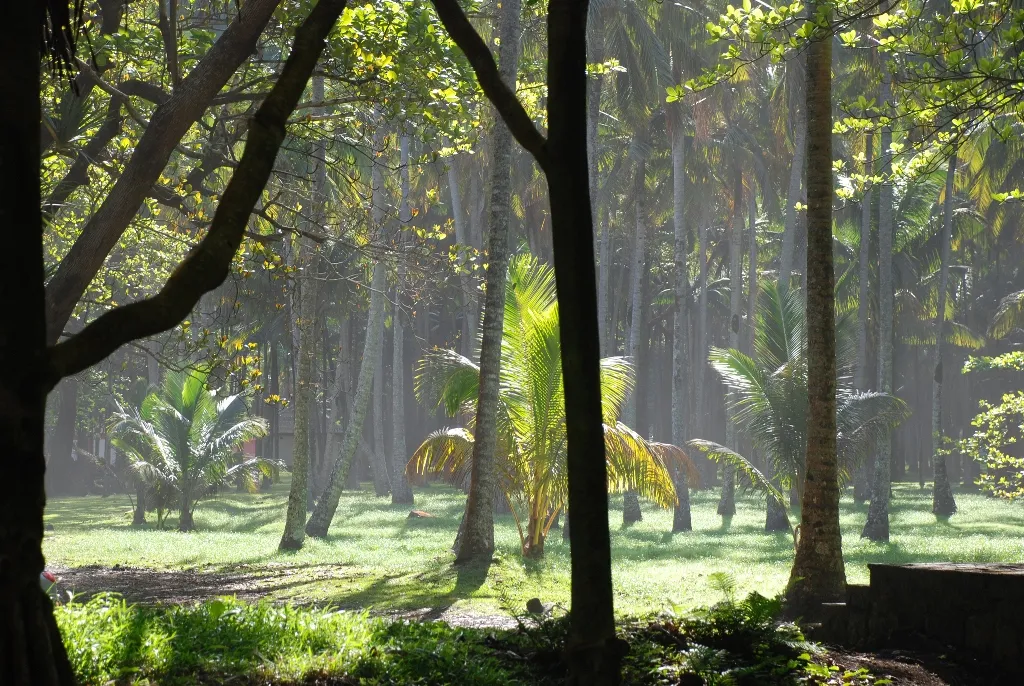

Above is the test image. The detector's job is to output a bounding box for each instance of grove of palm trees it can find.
[2,0,1023,683]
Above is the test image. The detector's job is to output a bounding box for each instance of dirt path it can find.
[51,564,519,630]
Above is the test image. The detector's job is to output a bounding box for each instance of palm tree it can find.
[409,254,681,558]
[110,368,271,532]
[701,281,908,508]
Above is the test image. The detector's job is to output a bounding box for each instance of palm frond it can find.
[650,441,701,487]
[414,350,479,416]
[407,427,476,488]
[990,289,1024,339]
[688,439,786,506]
[604,423,677,508]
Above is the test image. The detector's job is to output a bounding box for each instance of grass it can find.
[44,480,1024,617]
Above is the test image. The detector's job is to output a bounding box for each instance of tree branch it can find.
[46,0,350,389]
[428,0,548,167]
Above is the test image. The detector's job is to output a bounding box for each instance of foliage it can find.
[109,367,272,531]
[963,392,1024,501]
[56,590,883,686]
[697,282,909,502]
[410,253,682,557]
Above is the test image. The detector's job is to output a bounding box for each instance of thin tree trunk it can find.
[280,75,326,549]
[779,55,807,294]
[932,153,958,518]
[622,157,647,526]
[853,130,875,504]
[371,351,391,496]
[448,155,476,354]
[695,220,709,442]
[598,205,612,354]
[453,0,522,563]
[46,376,80,497]
[306,264,387,536]
[718,166,742,520]
[390,135,415,505]
[670,122,692,532]
[317,322,347,502]
[863,74,894,541]
[787,11,846,613]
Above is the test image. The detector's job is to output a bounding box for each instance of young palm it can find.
[692,282,908,522]
[110,368,272,532]
[409,254,684,558]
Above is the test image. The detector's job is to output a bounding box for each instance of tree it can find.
[453,0,523,563]
[111,368,271,532]
[932,153,959,517]
[428,0,625,678]
[412,254,679,558]
[787,1,847,614]
[703,282,908,510]
[390,134,415,506]
[2,1,348,681]
[862,72,896,541]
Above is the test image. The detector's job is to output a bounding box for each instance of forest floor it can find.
[46,482,1022,685]
[44,480,1024,619]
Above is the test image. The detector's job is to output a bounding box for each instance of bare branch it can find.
[46,0,350,388]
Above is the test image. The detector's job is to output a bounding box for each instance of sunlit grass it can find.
[44,480,1024,617]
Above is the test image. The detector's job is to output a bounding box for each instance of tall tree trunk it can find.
[317,322,347,502]
[589,13,608,351]
[390,135,415,505]
[622,157,647,525]
[453,0,522,564]
[598,205,612,354]
[695,219,709,440]
[447,155,476,354]
[853,130,875,504]
[306,264,387,536]
[932,153,958,518]
[718,166,742,520]
[670,121,692,532]
[280,75,326,548]
[1,6,77,679]
[779,55,807,294]
[787,10,846,613]
[863,74,894,541]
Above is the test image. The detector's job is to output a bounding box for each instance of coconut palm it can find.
[692,282,909,518]
[409,253,683,558]
[110,368,272,532]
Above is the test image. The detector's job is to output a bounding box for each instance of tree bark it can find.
[1,6,77,681]
[44,0,282,344]
[695,220,709,445]
[371,350,391,496]
[863,74,894,541]
[622,157,647,526]
[45,377,79,497]
[779,55,807,294]
[853,130,875,505]
[452,0,522,564]
[390,135,415,505]
[932,153,958,518]
[787,10,846,614]
[718,166,742,520]
[670,122,692,532]
[447,155,477,355]
[306,264,387,537]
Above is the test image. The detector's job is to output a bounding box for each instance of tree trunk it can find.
[695,220,709,444]
[932,153,958,518]
[853,130,875,505]
[46,376,79,497]
[306,264,387,537]
[718,166,742,520]
[863,74,894,541]
[390,135,415,505]
[779,55,807,295]
[670,123,692,532]
[0,9,77,679]
[447,155,476,355]
[787,11,846,614]
[622,157,647,526]
[371,352,391,496]
[280,74,326,550]
[453,0,522,564]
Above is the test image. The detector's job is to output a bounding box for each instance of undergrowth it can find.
[56,591,890,685]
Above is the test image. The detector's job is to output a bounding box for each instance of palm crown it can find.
[409,253,687,557]
[110,367,272,531]
[694,281,909,506]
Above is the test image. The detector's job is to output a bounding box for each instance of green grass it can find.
[44,480,1024,617]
